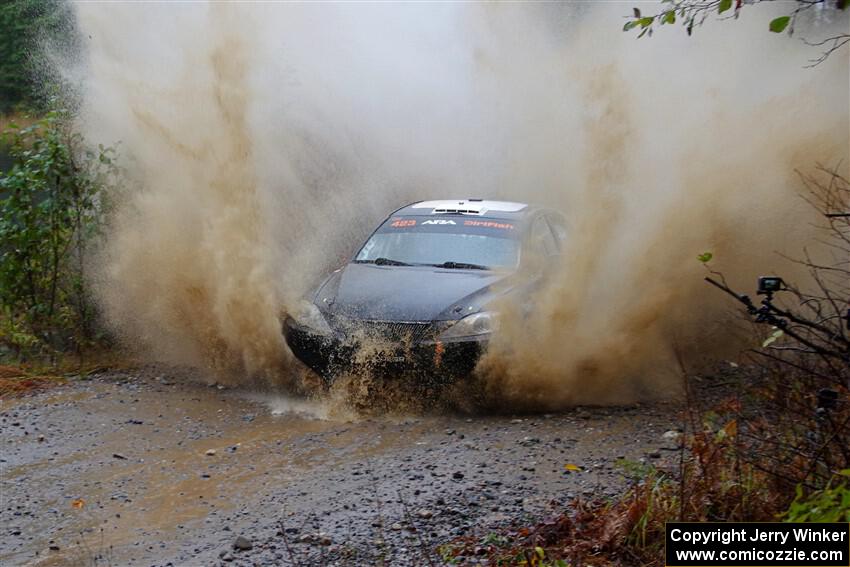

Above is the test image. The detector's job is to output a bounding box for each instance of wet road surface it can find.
[1,369,681,566]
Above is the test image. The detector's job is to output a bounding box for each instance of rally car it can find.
[283,199,566,382]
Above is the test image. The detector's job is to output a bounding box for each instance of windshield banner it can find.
[382,216,517,237]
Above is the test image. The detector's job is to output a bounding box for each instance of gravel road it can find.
[0,369,682,566]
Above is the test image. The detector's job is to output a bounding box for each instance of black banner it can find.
[666,522,850,566]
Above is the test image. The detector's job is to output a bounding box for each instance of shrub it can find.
[784,470,850,523]
[0,110,118,359]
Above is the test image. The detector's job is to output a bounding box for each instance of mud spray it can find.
[64,2,848,409]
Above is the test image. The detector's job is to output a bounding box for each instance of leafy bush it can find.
[784,471,850,523]
[0,110,118,358]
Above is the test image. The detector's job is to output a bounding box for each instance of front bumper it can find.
[283,318,486,382]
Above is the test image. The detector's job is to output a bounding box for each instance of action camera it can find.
[757,276,784,295]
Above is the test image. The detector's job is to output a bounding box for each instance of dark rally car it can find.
[283,199,566,382]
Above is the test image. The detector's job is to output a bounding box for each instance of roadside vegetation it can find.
[1,110,119,361]
[441,3,850,559]
[1,0,75,115]
[1,1,117,384]
[0,5,153,399]
[441,173,850,567]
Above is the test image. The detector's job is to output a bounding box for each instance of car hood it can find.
[314,263,513,322]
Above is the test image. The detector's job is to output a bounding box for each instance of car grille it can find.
[366,321,433,343]
[331,317,434,344]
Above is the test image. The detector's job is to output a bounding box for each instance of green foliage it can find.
[761,327,784,347]
[0,304,40,351]
[622,0,847,61]
[0,110,118,358]
[438,544,461,565]
[616,457,658,481]
[697,251,713,263]
[783,471,850,522]
[769,16,791,33]
[0,0,76,114]
[481,532,510,547]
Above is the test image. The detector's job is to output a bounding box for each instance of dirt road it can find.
[1,369,681,566]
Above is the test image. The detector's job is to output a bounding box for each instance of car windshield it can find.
[355,216,520,269]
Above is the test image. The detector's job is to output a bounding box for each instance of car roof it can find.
[393,199,532,220]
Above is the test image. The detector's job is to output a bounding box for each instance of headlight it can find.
[290,300,332,335]
[438,311,498,340]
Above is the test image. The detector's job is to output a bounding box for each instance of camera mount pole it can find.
[704,277,848,363]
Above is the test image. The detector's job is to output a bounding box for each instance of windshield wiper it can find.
[356,258,489,269]
[432,261,490,270]
[355,257,411,266]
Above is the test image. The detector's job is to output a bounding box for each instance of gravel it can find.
[0,368,681,566]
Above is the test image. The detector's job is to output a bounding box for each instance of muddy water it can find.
[1,370,680,566]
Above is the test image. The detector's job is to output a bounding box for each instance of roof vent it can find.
[432,207,484,215]
[410,200,527,214]
[432,201,486,215]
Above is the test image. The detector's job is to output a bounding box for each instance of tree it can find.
[0,0,74,114]
[623,0,849,66]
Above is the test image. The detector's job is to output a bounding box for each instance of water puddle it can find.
[240,392,336,421]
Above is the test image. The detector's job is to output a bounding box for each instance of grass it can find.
[0,350,138,398]
[0,364,65,397]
